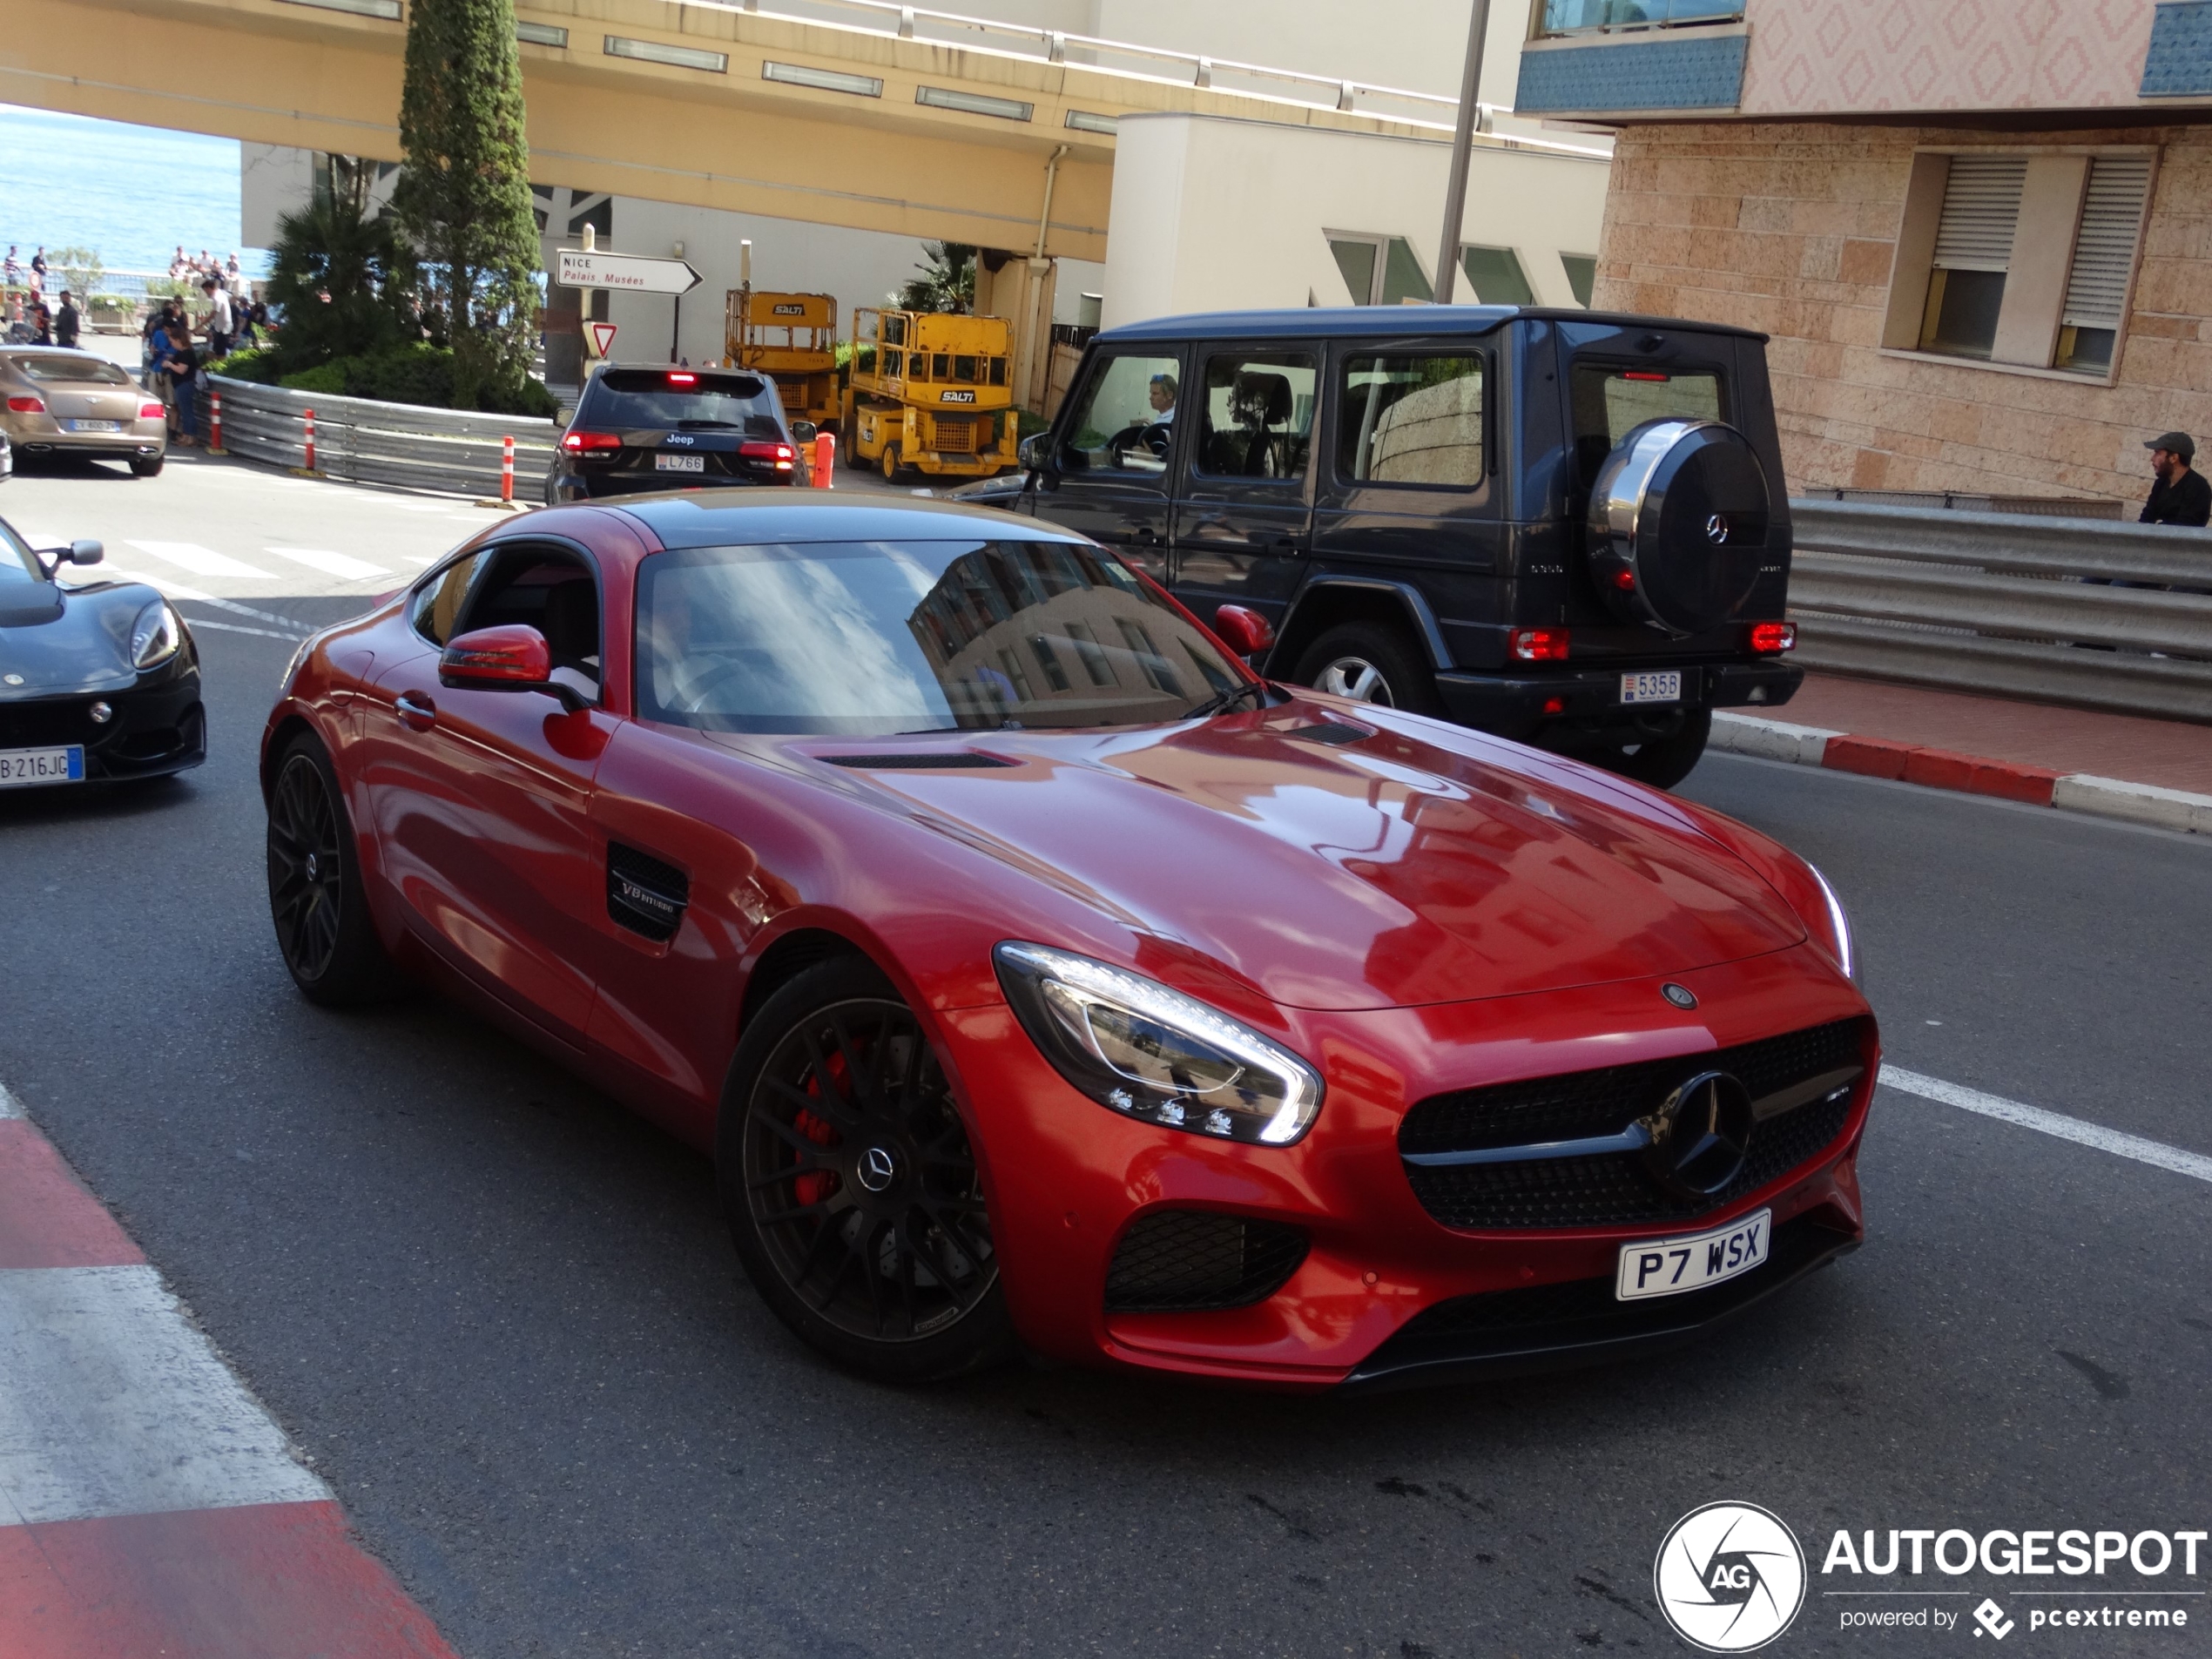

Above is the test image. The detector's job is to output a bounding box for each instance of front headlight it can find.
[995,942,1324,1146]
[1806,862,1858,985]
[131,600,180,669]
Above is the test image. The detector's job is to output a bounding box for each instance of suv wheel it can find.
[1597,708,1712,791]
[1291,622,1441,716]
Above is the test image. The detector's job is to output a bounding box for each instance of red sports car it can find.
[261,494,1874,1389]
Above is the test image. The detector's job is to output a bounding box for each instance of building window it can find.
[1560,254,1597,307]
[1326,233,1433,306]
[1534,0,1743,38]
[1459,246,1534,306]
[1884,147,2155,381]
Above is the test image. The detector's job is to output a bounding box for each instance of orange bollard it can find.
[501,434,515,502]
[812,430,835,489]
[208,392,226,455]
[303,408,316,472]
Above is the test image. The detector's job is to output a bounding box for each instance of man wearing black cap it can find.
[2141,432,2209,527]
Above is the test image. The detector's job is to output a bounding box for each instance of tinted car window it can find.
[1196,352,1315,480]
[636,539,1241,736]
[10,354,134,387]
[409,552,491,646]
[1571,364,1725,487]
[1059,354,1179,475]
[583,370,784,436]
[462,549,602,689]
[1339,354,1484,488]
[0,518,41,585]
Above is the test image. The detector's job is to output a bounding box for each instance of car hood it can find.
[778,705,1807,1011]
[0,580,154,694]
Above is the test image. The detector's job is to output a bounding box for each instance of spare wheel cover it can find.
[1588,418,1771,635]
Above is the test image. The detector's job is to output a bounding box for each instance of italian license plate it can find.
[0,745,85,787]
[1616,1208,1770,1301]
[655,453,705,473]
[1620,671,1683,705]
[68,419,122,433]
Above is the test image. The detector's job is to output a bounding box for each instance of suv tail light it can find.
[7,395,44,414]
[1509,627,1569,663]
[562,430,621,451]
[741,441,797,471]
[1749,620,1797,654]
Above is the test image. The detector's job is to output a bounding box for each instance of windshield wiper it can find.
[1184,679,1270,721]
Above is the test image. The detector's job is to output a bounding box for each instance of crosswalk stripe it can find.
[123,540,275,579]
[264,547,390,580]
[100,570,320,635]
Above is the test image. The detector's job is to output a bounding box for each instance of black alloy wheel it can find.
[1291,620,1443,717]
[719,957,1012,1381]
[266,734,402,1005]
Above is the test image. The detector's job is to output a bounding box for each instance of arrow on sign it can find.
[556,247,702,296]
[588,320,618,358]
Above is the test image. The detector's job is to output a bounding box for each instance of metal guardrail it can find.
[202,374,556,499]
[1786,500,2212,724]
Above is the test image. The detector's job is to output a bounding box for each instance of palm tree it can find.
[894,243,976,314]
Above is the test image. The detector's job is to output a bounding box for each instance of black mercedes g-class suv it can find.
[957,306,1802,786]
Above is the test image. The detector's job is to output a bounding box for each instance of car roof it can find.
[1095,305,1769,345]
[611,490,1078,549]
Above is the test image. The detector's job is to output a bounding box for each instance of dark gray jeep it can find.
[956,306,1803,786]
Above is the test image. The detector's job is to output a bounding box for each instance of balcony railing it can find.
[1534,0,1743,38]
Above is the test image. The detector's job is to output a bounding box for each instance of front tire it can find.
[266,732,403,1005]
[880,442,903,482]
[718,957,1013,1382]
[1592,708,1712,791]
[1291,620,1442,716]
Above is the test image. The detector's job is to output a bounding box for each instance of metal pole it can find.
[1432,0,1493,306]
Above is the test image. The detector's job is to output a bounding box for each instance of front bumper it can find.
[937,943,1872,1390]
[0,673,206,781]
[1435,660,1803,740]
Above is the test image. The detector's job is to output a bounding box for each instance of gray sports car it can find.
[0,515,203,786]
[0,348,167,475]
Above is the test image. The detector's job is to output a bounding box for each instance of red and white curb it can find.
[1711,713,2212,835]
[0,1082,459,1657]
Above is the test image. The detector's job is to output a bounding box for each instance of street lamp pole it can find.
[1432,0,1494,306]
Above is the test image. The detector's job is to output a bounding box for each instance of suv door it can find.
[1170,345,1318,625]
[1028,348,1184,582]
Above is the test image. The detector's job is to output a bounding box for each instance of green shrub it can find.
[279,362,348,395]
[208,347,280,384]
[254,343,554,417]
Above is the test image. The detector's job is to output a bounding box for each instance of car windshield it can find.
[0,518,41,585]
[10,354,134,387]
[583,370,784,436]
[637,539,1246,735]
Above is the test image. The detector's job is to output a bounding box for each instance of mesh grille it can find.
[1103,1211,1308,1312]
[606,842,688,942]
[932,415,977,453]
[1399,1019,1868,1231]
[0,698,101,748]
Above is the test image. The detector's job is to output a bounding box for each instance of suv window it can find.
[583,369,783,437]
[1196,352,1315,480]
[1339,354,1484,488]
[1570,364,1725,488]
[1060,354,1179,475]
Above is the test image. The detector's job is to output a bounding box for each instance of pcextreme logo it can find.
[1655,1502,1809,1652]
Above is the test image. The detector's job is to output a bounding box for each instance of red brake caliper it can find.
[791,1049,847,1205]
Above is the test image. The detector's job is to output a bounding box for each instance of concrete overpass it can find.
[0,0,1568,262]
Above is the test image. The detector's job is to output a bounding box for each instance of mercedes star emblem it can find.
[857,1145,898,1193]
[1705,514,1730,545]
[1639,1070,1755,1200]
[1662,982,1698,1009]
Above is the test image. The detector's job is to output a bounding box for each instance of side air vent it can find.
[607,842,689,942]
[818,752,1017,770]
[1103,1211,1309,1312]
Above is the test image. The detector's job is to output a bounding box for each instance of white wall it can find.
[1101,113,1608,327]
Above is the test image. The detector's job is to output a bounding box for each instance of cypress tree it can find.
[394,0,541,408]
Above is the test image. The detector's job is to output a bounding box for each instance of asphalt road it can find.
[3,454,2209,1657]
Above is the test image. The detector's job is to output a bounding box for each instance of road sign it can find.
[556,248,702,295]
[587,320,618,359]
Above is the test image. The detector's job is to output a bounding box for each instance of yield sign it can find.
[587,321,618,359]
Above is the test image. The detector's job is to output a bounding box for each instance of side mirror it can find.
[65,539,104,566]
[791,421,819,444]
[439,624,589,712]
[1211,604,1276,660]
[1018,431,1055,474]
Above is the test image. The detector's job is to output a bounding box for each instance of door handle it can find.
[395,691,436,731]
[1131,527,1163,546]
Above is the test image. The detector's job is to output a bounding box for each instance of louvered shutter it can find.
[1931,156,2027,273]
[2061,156,2152,332]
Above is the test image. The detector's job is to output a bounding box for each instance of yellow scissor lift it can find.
[725,287,841,434]
[846,307,1019,482]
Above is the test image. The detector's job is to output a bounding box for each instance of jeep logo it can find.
[664,433,696,445]
[940,389,975,404]
[772,303,805,315]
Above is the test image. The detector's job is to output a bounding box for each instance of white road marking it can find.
[125,540,276,579]
[0,1083,21,1119]
[265,547,390,581]
[102,570,320,634]
[0,1264,331,1527]
[1881,1065,2212,1186]
[397,554,439,565]
[185,618,309,642]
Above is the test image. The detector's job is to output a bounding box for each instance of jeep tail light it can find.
[667,372,696,385]
[6,395,44,414]
[1750,620,1797,654]
[742,441,797,470]
[1510,626,1570,663]
[562,430,621,451]
[138,401,165,419]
